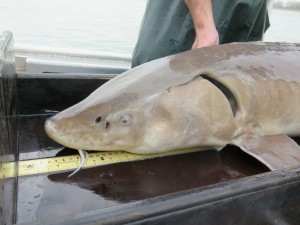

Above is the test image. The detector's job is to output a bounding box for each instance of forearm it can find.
[185,0,214,30]
[184,0,219,48]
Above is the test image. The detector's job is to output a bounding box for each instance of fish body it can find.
[45,42,300,170]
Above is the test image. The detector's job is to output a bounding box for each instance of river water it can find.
[0,0,299,55]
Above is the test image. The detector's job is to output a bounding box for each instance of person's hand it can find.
[192,26,219,49]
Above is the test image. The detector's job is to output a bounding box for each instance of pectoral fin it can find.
[234,134,300,170]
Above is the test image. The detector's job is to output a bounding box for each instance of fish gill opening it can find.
[200,75,238,117]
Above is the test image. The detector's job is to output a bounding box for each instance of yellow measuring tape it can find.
[0,148,204,179]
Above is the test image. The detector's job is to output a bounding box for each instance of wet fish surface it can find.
[45,42,300,172]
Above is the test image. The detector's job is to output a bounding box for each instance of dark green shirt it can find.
[132,0,269,68]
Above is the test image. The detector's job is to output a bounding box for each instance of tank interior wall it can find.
[0,31,18,225]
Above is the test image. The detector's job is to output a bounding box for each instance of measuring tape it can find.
[0,148,205,179]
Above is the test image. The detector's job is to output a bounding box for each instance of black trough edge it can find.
[19,166,300,225]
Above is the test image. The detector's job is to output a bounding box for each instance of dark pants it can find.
[132,0,270,68]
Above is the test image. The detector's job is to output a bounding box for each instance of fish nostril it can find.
[95,116,102,124]
[105,121,110,129]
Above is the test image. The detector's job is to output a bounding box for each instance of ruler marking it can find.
[0,148,205,179]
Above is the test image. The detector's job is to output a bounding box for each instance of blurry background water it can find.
[0,0,147,54]
[0,0,299,55]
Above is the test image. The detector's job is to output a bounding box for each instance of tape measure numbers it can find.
[0,148,205,179]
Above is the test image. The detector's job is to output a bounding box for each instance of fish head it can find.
[43,57,183,153]
[45,88,157,152]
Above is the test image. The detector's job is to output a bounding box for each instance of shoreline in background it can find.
[273,0,300,10]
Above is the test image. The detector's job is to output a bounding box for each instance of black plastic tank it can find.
[1,31,300,225]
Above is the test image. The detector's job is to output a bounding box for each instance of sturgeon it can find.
[45,42,300,174]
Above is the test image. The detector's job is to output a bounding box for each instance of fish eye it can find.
[119,114,131,126]
[95,116,102,124]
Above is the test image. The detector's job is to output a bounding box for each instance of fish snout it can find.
[46,115,56,123]
[45,115,59,138]
[45,114,57,128]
